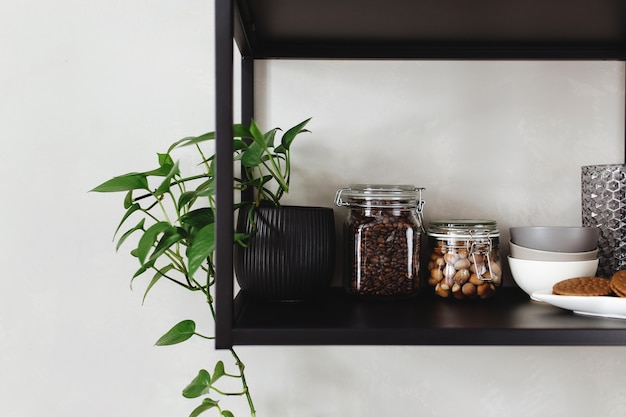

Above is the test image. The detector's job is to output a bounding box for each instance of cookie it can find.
[552,277,612,296]
[610,270,626,297]
[610,281,626,297]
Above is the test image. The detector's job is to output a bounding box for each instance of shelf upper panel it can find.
[232,288,626,346]
[234,0,626,59]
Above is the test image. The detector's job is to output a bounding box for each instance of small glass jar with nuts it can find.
[427,219,502,300]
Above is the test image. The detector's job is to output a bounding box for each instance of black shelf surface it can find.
[234,0,626,59]
[232,288,626,346]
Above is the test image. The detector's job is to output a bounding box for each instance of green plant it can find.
[92,118,311,417]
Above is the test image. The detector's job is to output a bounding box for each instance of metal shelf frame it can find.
[214,0,626,349]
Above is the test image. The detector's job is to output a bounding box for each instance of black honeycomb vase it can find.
[234,206,336,301]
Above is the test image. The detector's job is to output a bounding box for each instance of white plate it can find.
[531,289,626,319]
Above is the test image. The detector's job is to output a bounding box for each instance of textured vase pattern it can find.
[581,164,626,278]
[234,206,336,300]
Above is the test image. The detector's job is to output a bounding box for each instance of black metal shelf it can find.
[234,0,626,59]
[214,0,626,348]
[232,288,626,346]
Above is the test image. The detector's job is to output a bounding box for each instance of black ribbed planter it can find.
[234,205,336,301]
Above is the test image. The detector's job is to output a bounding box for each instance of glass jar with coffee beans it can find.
[335,185,425,298]
[427,220,502,300]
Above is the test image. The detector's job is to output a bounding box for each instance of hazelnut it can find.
[454,268,470,285]
[469,274,483,286]
[454,258,471,270]
[462,282,477,297]
[477,283,495,298]
[444,252,459,265]
[435,283,449,297]
[430,268,443,281]
[452,283,464,299]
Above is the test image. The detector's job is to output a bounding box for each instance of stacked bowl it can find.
[508,226,600,299]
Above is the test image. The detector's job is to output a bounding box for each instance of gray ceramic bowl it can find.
[509,241,598,261]
[509,226,599,253]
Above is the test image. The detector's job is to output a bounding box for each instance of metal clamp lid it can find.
[467,229,497,282]
[334,184,425,206]
[334,184,426,232]
[427,219,499,238]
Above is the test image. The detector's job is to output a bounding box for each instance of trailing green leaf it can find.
[142,263,175,304]
[241,142,264,167]
[114,203,141,237]
[178,191,198,209]
[158,152,175,168]
[189,398,219,417]
[187,224,215,277]
[264,128,278,148]
[211,361,225,384]
[154,160,180,197]
[136,222,172,264]
[182,369,212,398]
[168,132,216,153]
[131,258,154,283]
[178,177,214,208]
[91,172,149,192]
[123,190,134,209]
[248,120,266,147]
[115,218,145,251]
[194,179,215,197]
[233,139,248,152]
[280,117,311,151]
[146,226,185,265]
[142,153,175,177]
[155,320,196,346]
[233,123,252,139]
[180,208,215,230]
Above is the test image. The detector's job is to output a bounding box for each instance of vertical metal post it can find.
[241,56,255,202]
[241,56,254,126]
[215,0,234,349]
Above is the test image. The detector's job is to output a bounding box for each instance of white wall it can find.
[2,1,626,416]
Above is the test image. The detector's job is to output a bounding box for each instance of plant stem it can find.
[230,347,256,417]
[206,281,256,417]
[210,386,248,396]
[192,332,214,340]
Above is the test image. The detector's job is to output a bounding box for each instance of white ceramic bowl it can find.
[508,241,598,262]
[509,226,599,252]
[507,256,599,299]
